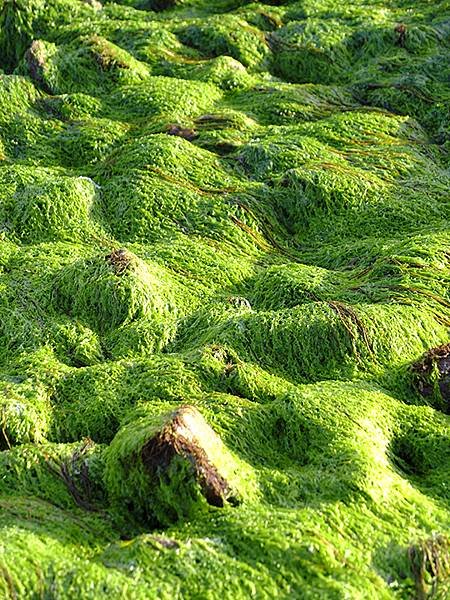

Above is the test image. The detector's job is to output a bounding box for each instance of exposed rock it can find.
[106,248,132,276]
[228,296,251,310]
[413,343,450,411]
[166,124,198,141]
[83,0,102,10]
[25,40,52,94]
[408,534,450,600]
[141,406,232,508]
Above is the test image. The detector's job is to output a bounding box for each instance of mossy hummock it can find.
[104,405,254,526]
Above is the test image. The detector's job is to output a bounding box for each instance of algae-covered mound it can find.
[0,0,449,597]
[104,404,254,525]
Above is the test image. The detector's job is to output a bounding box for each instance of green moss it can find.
[98,133,253,243]
[104,76,223,125]
[0,0,38,72]
[54,118,129,167]
[0,74,38,116]
[53,319,104,367]
[104,404,257,526]
[0,379,51,447]
[156,55,255,91]
[178,16,270,69]
[50,355,203,442]
[271,20,354,84]
[0,439,107,509]
[0,166,104,243]
[39,92,103,120]
[52,250,178,355]
[19,36,150,95]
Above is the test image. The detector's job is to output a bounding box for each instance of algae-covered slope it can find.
[0,0,449,597]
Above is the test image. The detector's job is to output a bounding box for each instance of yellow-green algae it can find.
[0,0,449,597]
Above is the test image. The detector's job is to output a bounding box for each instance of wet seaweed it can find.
[0,0,449,597]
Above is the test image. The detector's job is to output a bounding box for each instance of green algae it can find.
[0,166,105,242]
[104,404,257,526]
[0,0,449,597]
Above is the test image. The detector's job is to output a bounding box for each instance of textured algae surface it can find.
[0,0,449,597]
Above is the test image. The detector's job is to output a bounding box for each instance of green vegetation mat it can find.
[0,0,449,597]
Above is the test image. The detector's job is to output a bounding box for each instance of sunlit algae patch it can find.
[0,0,449,597]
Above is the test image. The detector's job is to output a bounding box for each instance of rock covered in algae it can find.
[0,0,449,596]
[104,405,248,526]
[413,343,450,413]
[52,248,178,356]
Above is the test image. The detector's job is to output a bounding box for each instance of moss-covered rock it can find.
[104,405,254,525]
[0,166,104,243]
[53,249,178,356]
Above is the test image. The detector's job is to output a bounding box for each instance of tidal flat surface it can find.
[0,0,449,597]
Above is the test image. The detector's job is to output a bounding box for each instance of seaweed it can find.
[408,534,450,600]
[104,405,251,526]
[0,0,449,597]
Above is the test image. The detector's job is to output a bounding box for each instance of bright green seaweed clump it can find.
[0,0,449,597]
